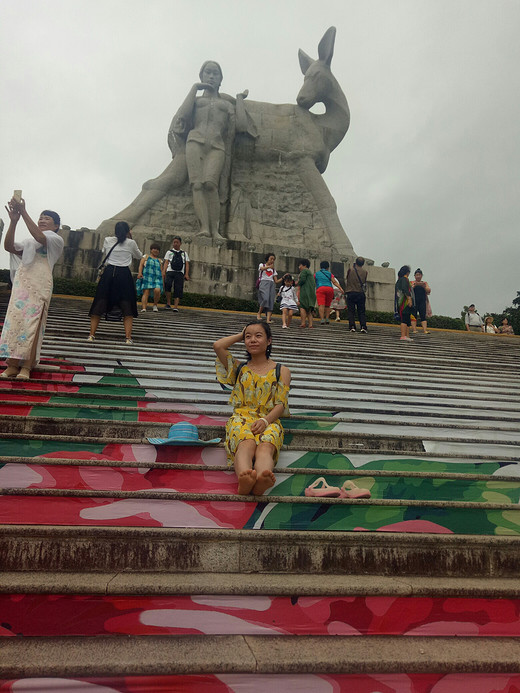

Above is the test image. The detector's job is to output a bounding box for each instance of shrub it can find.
[427,315,465,330]
[53,277,98,297]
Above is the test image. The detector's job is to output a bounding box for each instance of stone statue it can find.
[98,61,256,239]
[98,28,354,254]
[61,28,395,311]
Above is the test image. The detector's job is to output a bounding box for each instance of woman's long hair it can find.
[242,320,272,361]
[114,221,130,244]
[398,265,411,278]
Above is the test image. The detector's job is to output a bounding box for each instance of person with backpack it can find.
[465,304,484,332]
[345,256,368,333]
[214,321,291,496]
[277,274,299,329]
[162,236,190,311]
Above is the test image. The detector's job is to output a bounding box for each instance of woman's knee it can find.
[236,438,256,455]
[256,442,276,458]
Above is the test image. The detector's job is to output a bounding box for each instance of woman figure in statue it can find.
[1,197,64,380]
[169,60,254,241]
[98,62,256,237]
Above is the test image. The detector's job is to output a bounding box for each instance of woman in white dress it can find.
[0,197,64,380]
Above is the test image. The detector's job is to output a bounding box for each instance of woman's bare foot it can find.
[252,470,276,496]
[237,469,257,495]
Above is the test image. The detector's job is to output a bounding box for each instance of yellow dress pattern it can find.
[215,353,290,467]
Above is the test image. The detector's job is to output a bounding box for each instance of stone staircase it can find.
[1,294,520,692]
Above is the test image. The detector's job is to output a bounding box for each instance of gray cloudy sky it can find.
[1,0,519,317]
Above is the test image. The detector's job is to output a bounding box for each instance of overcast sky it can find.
[1,0,519,317]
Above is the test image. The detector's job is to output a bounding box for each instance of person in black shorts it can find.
[162,236,190,311]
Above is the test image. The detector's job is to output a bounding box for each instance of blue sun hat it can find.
[147,421,221,446]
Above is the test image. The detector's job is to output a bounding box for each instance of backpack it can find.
[219,362,282,392]
[276,285,291,303]
[169,250,185,272]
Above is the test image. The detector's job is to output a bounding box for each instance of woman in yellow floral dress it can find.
[214,321,291,495]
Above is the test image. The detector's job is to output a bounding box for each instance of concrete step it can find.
[6,414,520,450]
[1,635,519,677]
[5,401,520,437]
[1,419,434,453]
[2,526,519,576]
[2,571,518,597]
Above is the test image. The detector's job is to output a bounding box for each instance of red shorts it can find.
[316,286,334,306]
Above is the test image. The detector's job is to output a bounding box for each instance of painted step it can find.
[1,463,519,505]
[2,672,520,692]
[4,391,520,427]
[5,402,520,443]
[8,358,520,401]
[2,440,520,472]
[1,591,519,637]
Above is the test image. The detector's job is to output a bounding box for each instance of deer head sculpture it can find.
[297,26,350,173]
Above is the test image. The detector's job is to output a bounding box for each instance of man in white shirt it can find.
[162,236,190,312]
[465,304,484,332]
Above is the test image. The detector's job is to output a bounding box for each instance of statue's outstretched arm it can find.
[235,90,249,134]
[222,90,258,138]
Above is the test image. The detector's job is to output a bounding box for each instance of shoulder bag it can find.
[353,265,367,293]
[97,241,119,282]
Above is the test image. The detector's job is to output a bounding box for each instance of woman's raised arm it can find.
[17,199,48,245]
[3,200,22,256]
[213,331,244,368]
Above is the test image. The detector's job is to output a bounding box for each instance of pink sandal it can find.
[305,477,341,498]
[339,480,371,499]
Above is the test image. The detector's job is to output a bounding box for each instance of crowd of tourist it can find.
[0,193,516,382]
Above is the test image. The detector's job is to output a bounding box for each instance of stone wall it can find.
[54,227,395,312]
